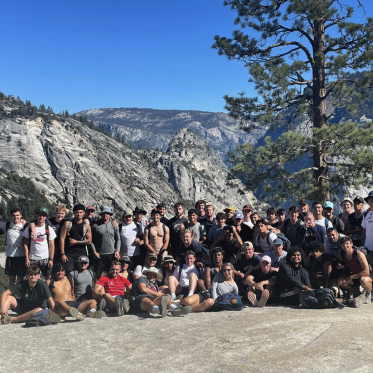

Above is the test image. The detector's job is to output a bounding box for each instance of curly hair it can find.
[285,246,307,267]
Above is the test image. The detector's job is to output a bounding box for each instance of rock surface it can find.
[1,305,373,373]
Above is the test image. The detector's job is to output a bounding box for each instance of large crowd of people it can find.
[1,192,373,325]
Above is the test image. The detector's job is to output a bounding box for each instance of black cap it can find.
[299,198,307,205]
[133,206,147,215]
[354,196,364,204]
[364,191,373,203]
[312,201,323,207]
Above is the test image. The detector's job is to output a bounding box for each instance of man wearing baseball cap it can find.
[246,255,276,307]
[338,198,354,227]
[223,207,235,226]
[23,207,57,281]
[84,205,96,226]
[323,201,344,234]
[344,196,366,247]
[362,191,373,259]
[298,199,310,221]
[69,255,94,301]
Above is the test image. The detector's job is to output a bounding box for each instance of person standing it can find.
[338,198,354,227]
[167,203,187,257]
[362,191,373,264]
[344,196,366,247]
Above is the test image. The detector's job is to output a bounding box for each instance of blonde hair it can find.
[222,262,235,271]
[56,205,68,213]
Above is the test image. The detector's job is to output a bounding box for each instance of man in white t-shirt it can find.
[119,209,142,268]
[0,207,26,288]
[312,201,333,230]
[133,253,162,282]
[253,219,277,253]
[168,250,201,299]
[23,207,56,280]
[362,191,373,262]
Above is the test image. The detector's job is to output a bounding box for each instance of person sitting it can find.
[324,227,345,258]
[48,263,101,320]
[336,236,372,307]
[305,241,333,289]
[253,219,277,253]
[119,255,133,282]
[133,253,162,282]
[276,246,311,305]
[205,247,225,289]
[68,255,94,301]
[93,261,132,316]
[159,255,179,296]
[131,267,191,317]
[297,212,326,254]
[246,255,277,307]
[263,238,288,270]
[210,262,239,301]
[0,265,56,325]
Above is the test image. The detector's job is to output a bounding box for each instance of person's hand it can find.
[236,225,241,232]
[240,272,245,279]
[31,229,37,241]
[69,238,78,245]
[231,226,237,233]
[270,267,279,272]
[135,238,140,244]
[236,253,242,262]
[218,235,225,241]
[94,251,100,259]
[156,292,164,297]
[0,308,8,317]
[112,220,118,228]
[114,251,120,260]
[84,219,89,226]
[196,261,203,269]
[336,263,344,269]
[25,258,30,267]
[48,260,53,268]
[21,219,26,225]
[303,286,312,291]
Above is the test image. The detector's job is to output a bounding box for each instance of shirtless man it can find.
[47,263,102,319]
[144,208,170,262]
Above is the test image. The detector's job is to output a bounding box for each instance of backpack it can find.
[71,269,93,283]
[24,309,62,327]
[300,288,344,309]
[67,221,88,238]
[255,232,291,252]
[119,222,142,237]
[214,293,244,311]
[341,246,373,274]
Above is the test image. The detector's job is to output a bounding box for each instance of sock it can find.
[152,306,160,314]
[169,304,178,311]
[90,309,96,312]
[188,291,194,297]
[171,293,176,300]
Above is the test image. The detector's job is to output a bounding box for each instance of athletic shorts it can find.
[180,286,190,298]
[29,258,52,277]
[12,298,42,316]
[65,251,86,273]
[5,256,26,277]
[94,253,114,274]
[198,290,211,304]
[131,294,156,313]
[65,300,83,311]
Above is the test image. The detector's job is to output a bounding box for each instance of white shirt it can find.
[120,222,140,257]
[23,224,56,260]
[315,217,333,230]
[173,264,200,287]
[362,211,373,251]
[0,221,25,257]
[255,232,277,253]
[133,265,162,282]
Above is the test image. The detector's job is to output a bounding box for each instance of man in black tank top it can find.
[59,204,92,274]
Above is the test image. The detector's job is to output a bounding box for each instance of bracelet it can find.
[49,258,54,261]
[61,254,66,256]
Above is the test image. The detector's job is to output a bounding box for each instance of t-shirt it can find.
[348,211,366,246]
[239,223,254,243]
[48,217,67,250]
[208,225,225,244]
[324,234,345,257]
[261,250,287,268]
[303,225,326,247]
[120,221,140,257]
[163,266,179,286]
[69,269,93,301]
[133,276,159,297]
[167,216,188,251]
[96,275,131,297]
[220,239,240,263]
[282,220,301,245]
[23,224,57,260]
[315,217,333,230]
[160,216,169,225]
[133,265,162,282]
[184,222,206,242]
[173,264,200,287]
[210,272,239,300]
[250,268,276,282]
[235,254,262,273]
[254,232,277,253]
[198,217,217,237]
[0,221,25,257]
[362,211,373,251]
[9,279,51,313]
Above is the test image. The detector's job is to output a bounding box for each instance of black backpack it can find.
[300,288,344,309]
[255,232,291,252]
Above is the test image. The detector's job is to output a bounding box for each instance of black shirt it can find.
[235,254,261,273]
[220,239,239,264]
[239,223,254,243]
[250,268,276,282]
[48,217,67,250]
[167,216,188,253]
[348,212,366,246]
[65,220,87,255]
[199,217,217,238]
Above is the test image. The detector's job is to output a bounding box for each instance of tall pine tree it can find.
[213,0,373,203]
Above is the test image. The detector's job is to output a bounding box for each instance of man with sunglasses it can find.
[23,207,56,281]
[0,265,56,325]
[84,205,96,226]
[68,256,94,301]
[133,253,162,282]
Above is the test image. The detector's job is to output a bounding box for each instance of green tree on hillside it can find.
[213,0,373,203]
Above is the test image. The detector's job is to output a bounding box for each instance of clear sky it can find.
[0,1,371,114]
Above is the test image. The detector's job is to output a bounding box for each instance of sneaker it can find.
[350,293,366,308]
[0,316,11,325]
[98,298,107,312]
[365,294,371,304]
[247,291,258,307]
[122,299,130,313]
[159,296,168,317]
[258,289,270,308]
[86,310,105,318]
[171,305,192,317]
[68,307,86,320]
[115,297,124,316]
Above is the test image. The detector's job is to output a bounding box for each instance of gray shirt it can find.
[210,272,239,300]
[69,269,93,301]
[91,220,120,254]
[185,222,206,242]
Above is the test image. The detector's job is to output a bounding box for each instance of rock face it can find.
[0,110,259,213]
[78,108,267,161]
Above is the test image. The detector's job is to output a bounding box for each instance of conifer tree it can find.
[213,0,373,203]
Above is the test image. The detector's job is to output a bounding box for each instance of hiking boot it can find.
[171,305,192,317]
[46,309,62,324]
[247,291,258,307]
[0,316,11,325]
[115,297,124,316]
[365,294,372,304]
[159,296,168,317]
[98,298,107,312]
[258,289,270,308]
[122,299,130,313]
[350,294,366,308]
[68,307,86,320]
[86,310,105,318]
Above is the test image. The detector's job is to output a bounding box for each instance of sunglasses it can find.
[222,269,232,272]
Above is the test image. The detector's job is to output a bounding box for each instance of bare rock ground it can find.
[1,304,373,373]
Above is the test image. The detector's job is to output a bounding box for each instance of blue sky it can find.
[0,1,371,114]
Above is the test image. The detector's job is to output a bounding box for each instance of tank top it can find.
[66,221,86,254]
[343,253,362,275]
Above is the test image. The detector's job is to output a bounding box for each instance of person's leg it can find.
[189,298,214,312]
[102,293,116,308]
[197,279,206,292]
[7,276,16,289]
[188,273,198,295]
[2,294,18,314]
[337,275,354,294]
[65,255,76,274]
[78,299,97,314]
[8,307,43,324]
[158,285,170,295]
[140,297,155,312]
[360,276,372,294]
[168,276,182,298]
[93,256,104,283]
[54,300,85,320]
[180,294,201,309]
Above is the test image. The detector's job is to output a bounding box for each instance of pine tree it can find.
[213,0,373,203]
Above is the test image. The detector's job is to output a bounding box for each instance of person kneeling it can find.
[48,263,102,320]
[246,255,277,307]
[131,267,191,317]
[0,265,57,325]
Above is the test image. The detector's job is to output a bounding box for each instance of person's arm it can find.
[23,235,30,267]
[59,221,69,263]
[256,277,277,291]
[0,289,12,316]
[93,283,104,299]
[114,225,121,260]
[278,264,311,290]
[351,251,370,279]
[138,283,163,297]
[305,254,312,271]
[205,266,212,289]
[232,226,243,247]
[344,221,361,236]
[160,226,170,253]
[232,282,239,295]
[323,260,333,288]
[144,227,157,254]
[210,235,224,250]
[361,228,366,247]
[244,264,260,278]
[47,297,56,311]
[210,274,222,300]
[124,284,132,299]
[48,239,55,269]
[199,225,207,244]
[337,218,345,234]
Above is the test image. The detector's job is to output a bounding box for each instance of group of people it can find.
[1,191,373,325]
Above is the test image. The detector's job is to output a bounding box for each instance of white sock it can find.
[169,304,178,311]
[90,309,96,312]
[171,293,176,299]
[152,306,160,314]
[188,291,194,297]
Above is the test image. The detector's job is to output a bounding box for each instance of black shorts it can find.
[64,252,85,273]
[5,256,26,277]
[180,286,190,298]
[94,253,114,274]
[131,294,156,313]
[198,290,211,304]
[29,259,52,277]
[12,298,41,315]
[353,275,373,288]
[65,300,83,311]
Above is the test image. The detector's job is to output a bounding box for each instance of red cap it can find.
[86,205,95,211]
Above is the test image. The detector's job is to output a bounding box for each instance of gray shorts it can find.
[65,300,83,311]
[29,258,52,277]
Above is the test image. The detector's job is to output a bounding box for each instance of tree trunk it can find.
[312,16,329,202]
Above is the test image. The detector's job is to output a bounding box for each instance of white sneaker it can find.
[365,294,371,304]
